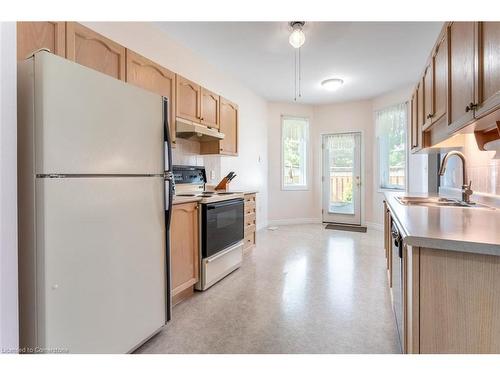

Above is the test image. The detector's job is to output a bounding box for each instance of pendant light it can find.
[289,22,305,101]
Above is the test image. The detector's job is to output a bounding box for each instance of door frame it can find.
[320,131,365,226]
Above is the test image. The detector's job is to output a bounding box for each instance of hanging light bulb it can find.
[289,22,305,49]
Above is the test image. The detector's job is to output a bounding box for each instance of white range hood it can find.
[175,117,224,142]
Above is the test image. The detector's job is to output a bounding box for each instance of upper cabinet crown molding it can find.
[16,21,66,60]
[66,22,126,81]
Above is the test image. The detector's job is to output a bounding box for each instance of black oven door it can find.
[202,199,244,258]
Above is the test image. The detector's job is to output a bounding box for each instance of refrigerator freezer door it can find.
[36,176,166,353]
[33,51,163,175]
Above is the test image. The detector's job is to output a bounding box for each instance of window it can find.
[282,116,309,190]
[376,103,407,190]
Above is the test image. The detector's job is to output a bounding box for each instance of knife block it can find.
[214,177,230,191]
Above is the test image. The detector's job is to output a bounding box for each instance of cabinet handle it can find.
[465,102,477,113]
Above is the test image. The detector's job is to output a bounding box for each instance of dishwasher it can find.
[391,220,404,353]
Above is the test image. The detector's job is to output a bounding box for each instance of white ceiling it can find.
[155,22,443,104]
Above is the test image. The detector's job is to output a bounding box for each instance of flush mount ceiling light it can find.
[321,78,344,91]
[289,21,305,49]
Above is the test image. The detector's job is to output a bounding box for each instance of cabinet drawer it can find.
[243,231,255,250]
[244,194,256,204]
[244,201,256,214]
[244,223,256,236]
[244,212,256,227]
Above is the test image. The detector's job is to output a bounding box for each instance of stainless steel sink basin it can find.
[396,196,494,209]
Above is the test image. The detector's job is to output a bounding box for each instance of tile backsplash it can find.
[440,134,500,196]
[171,139,221,185]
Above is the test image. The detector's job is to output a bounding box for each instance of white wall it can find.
[267,100,375,225]
[0,22,19,352]
[267,102,315,224]
[268,85,428,228]
[83,22,269,229]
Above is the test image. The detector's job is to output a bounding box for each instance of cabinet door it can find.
[66,22,126,81]
[448,22,475,131]
[126,50,177,146]
[176,75,201,122]
[422,63,433,129]
[432,33,448,123]
[17,22,66,60]
[410,91,418,151]
[416,81,424,149]
[170,203,199,296]
[475,22,500,118]
[200,88,220,129]
[219,98,239,155]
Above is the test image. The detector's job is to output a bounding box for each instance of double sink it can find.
[396,196,495,210]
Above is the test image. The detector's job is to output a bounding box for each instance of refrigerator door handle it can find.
[163,96,173,322]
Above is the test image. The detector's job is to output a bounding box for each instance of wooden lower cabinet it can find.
[385,209,500,353]
[170,202,199,305]
[243,193,257,251]
[17,21,66,60]
[384,208,500,353]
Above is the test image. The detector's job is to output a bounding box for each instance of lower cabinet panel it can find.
[419,248,500,353]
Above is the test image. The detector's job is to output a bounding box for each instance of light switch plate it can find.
[210,170,215,180]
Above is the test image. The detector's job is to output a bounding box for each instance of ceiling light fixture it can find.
[289,22,305,101]
[321,78,344,91]
[289,22,305,49]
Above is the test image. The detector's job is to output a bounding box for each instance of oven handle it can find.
[206,242,242,263]
[206,199,244,210]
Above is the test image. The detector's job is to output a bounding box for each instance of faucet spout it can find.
[439,151,473,204]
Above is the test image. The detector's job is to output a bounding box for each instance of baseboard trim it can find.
[366,221,383,231]
[267,217,322,226]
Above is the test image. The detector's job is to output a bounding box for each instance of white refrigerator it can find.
[17,51,173,353]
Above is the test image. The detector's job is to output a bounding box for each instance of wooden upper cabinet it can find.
[422,63,433,129]
[170,202,199,300]
[432,33,448,124]
[66,22,126,81]
[176,75,201,122]
[17,22,65,60]
[416,80,424,148]
[410,91,418,151]
[200,97,238,156]
[475,22,500,118]
[200,88,220,129]
[448,22,475,131]
[126,50,177,146]
[219,98,239,155]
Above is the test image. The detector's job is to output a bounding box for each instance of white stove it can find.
[172,165,244,291]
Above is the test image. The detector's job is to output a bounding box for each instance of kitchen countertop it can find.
[384,191,500,256]
[172,190,258,205]
[172,196,202,205]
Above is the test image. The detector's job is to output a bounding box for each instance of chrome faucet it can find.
[438,151,473,204]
